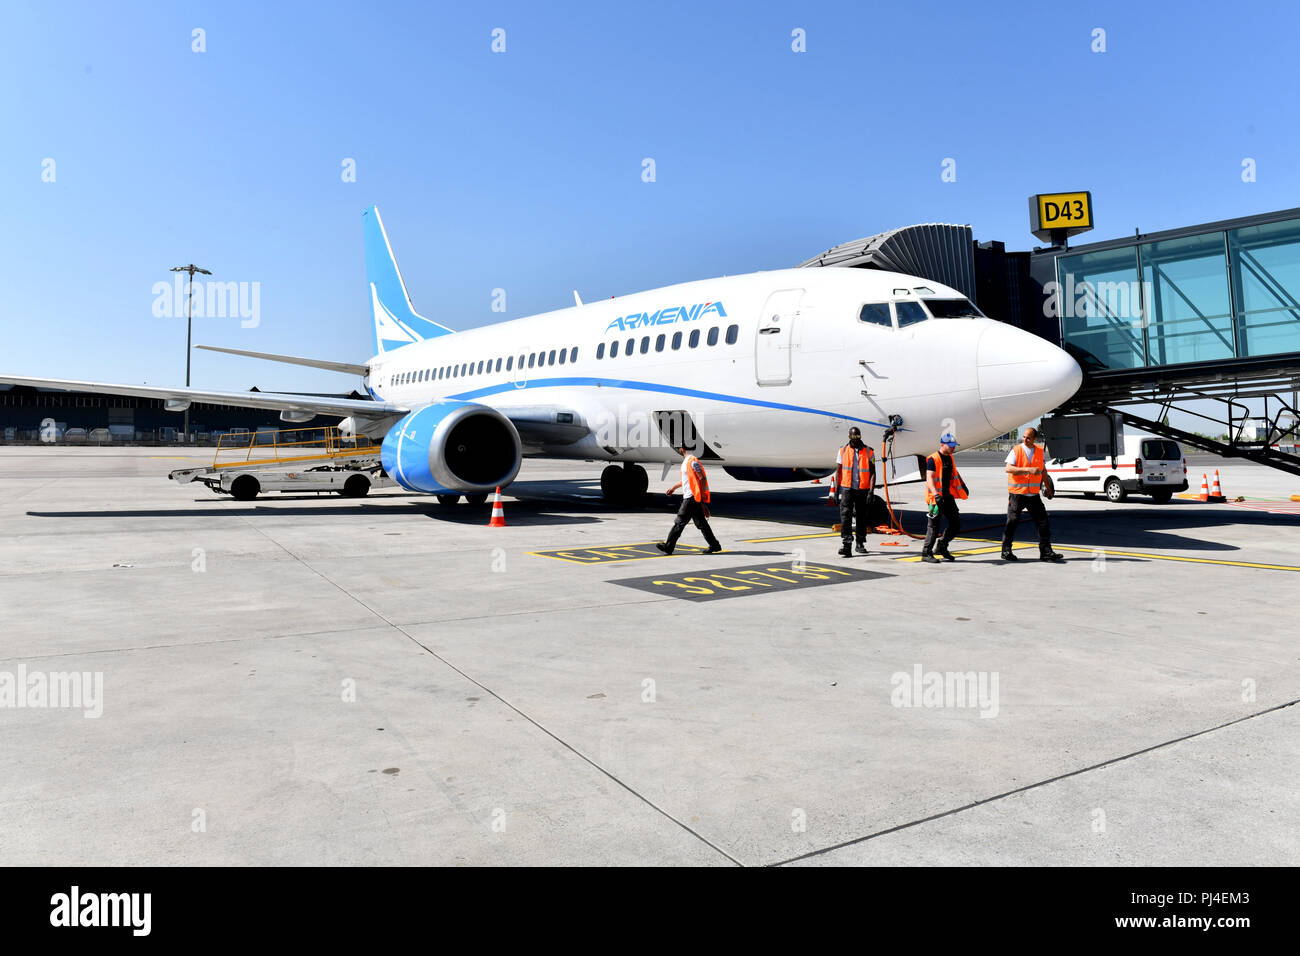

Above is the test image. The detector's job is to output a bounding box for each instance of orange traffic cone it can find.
[1197,473,1210,501]
[826,487,837,506]
[488,487,507,527]
[1208,470,1226,502]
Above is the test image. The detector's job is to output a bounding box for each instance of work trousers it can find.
[1001,493,1053,556]
[838,488,872,545]
[922,496,962,555]
[666,498,720,550]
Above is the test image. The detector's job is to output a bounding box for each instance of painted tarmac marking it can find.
[611,562,890,601]
[530,542,704,564]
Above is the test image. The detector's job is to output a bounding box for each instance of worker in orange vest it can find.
[921,431,969,563]
[832,425,875,557]
[1001,425,1064,562]
[657,443,722,555]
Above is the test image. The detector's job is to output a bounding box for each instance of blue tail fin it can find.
[363,206,453,355]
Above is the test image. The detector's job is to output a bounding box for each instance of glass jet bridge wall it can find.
[1055,214,1300,371]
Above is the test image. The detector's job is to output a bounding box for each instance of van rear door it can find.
[1138,438,1181,485]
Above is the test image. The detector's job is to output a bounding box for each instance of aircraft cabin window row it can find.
[858,297,985,329]
[594,324,739,360]
[389,346,579,386]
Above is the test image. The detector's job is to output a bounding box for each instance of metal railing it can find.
[212,426,381,470]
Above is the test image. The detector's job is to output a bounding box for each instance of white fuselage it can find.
[366,267,1081,467]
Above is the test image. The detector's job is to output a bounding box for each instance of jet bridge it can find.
[799,208,1300,475]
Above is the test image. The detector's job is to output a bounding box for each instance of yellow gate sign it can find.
[1029,191,1094,243]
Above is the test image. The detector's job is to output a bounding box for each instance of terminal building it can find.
[0,386,365,444]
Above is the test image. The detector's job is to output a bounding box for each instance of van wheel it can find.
[1104,477,1127,503]
[1149,489,1173,504]
[341,474,370,498]
[230,474,260,501]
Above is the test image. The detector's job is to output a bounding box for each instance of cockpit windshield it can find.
[895,301,928,327]
[922,297,984,319]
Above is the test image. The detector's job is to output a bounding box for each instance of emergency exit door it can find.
[755,289,802,386]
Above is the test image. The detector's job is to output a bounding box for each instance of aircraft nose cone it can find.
[977,323,1083,433]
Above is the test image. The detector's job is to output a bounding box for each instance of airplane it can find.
[0,206,1082,505]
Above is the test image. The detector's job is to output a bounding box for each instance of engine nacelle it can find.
[723,466,835,483]
[380,402,522,494]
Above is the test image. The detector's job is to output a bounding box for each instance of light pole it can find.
[170,264,210,442]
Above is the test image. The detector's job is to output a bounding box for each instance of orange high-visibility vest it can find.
[837,444,875,490]
[684,455,710,503]
[925,452,968,506]
[1008,443,1045,495]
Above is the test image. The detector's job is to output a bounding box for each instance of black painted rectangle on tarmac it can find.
[611,561,890,601]
[530,542,705,564]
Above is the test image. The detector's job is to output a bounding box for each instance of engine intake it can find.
[381,402,522,494]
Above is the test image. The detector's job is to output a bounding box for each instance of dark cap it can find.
[847,426,861,437]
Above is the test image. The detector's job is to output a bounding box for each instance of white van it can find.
[1048,433,1188,503]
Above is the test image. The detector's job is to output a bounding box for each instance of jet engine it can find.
[380,402,522,494]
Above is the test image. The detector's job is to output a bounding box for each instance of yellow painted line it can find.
[742,531,841,543]
[905,536,1300,572]
[1051,545,1300,572]
[896,543,1036,563]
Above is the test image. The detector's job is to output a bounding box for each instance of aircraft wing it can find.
[194,345,370,376]
[0,374,409,419]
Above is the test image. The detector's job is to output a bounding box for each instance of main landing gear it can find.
[601,463,648,505]
[436,492,489,506]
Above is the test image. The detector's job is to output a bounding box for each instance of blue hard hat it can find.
[939,432,958,447]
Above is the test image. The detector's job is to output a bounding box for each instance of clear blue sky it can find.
[3,0,1297,393]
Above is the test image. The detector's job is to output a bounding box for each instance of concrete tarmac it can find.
[0,446,1297,866]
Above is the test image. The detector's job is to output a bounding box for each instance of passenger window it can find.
[656,334,665,352]
[506,356,513,371]
[860,303,892,327]
[495,358,502,372]
[640,336,650,354]
[558,348,566,365]
[707,327,719,346]
[548,349,556,365]
[625,337,634,356]
[895,301,928,327]
[689,329,700,348]
[672,331,682,350]
[610,340,619,358]
[596,343,605,359]
[725,324,738,344]
[476,361,483,374]
[569,347,577,363]
[528,353,535,368]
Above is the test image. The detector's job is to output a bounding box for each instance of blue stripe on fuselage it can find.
[442,376,891,428]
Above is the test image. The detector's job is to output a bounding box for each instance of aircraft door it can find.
[755,288,803,386]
